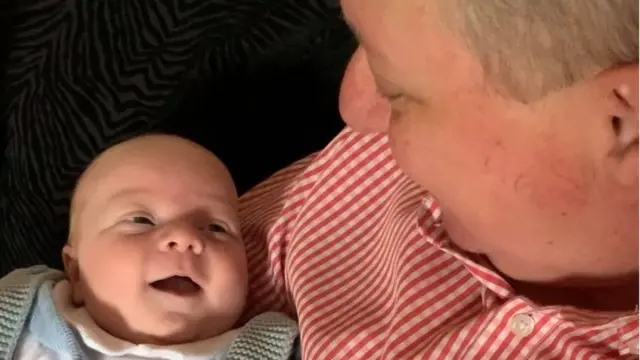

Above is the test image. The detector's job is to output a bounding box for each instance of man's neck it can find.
[507,273,639,313]
[474,254,639,312]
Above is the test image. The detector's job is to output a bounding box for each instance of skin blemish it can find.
[525,130,593,211]
[481,137,507,175]
[513,174,526,193]
[547,159,590,208]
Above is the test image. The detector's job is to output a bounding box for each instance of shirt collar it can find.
[416,194,515,298]
[415,194,639,320]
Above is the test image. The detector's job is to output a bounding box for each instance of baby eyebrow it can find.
[105,188,152,204]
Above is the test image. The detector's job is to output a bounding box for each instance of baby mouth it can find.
[150,276,201,295]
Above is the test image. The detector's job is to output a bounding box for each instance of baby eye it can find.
[208,223,227,233]
[129,215,155,226]
[116,213,155,234]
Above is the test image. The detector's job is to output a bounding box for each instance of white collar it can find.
[52,280,239,360]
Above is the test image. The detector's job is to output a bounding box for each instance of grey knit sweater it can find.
[0,266,299,360]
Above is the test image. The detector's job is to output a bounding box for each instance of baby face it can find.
[64,136,247,345]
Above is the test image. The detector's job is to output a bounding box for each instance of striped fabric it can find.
[240,128,639,359]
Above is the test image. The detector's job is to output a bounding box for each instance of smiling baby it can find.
[0,134,298,360]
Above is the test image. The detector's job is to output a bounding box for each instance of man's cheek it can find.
[512,153,593,218]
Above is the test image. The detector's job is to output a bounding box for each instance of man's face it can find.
[339,0,638,284]
[66,140,248,344]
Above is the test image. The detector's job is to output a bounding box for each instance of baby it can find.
[0,134,299,360]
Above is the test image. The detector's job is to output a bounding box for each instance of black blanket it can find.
[0,0,355,275]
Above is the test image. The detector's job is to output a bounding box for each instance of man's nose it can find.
[157,224,204,255]
[339,47,391,134]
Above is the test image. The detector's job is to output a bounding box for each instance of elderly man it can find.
[240,1,639,359]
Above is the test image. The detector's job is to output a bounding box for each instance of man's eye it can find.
[382,93,404,103]
[208,223,227,233]
[130,216,154,225]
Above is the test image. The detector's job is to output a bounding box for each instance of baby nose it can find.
[158,226,204,255]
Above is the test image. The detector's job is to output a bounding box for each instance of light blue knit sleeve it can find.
[0,266,64,359]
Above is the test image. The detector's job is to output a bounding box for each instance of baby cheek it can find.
[80,239,146,288]
[210,246,248,295]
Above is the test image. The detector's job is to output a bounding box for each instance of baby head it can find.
[63,134,247,345]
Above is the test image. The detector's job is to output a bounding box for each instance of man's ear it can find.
[63,243,84,305]
[598,64,638,187]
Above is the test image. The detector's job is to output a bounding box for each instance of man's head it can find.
[64,134,247,345]
[339,0,638,286]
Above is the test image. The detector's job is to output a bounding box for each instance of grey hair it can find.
[449,0,638,102]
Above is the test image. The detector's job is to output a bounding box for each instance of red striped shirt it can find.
[240,128,639,359]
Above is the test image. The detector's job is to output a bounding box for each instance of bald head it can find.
[69,134,236,240]
[62,134,247,344]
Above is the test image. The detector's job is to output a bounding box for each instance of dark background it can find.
[0,0,356,275]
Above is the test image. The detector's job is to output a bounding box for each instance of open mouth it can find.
[150,275,201,296]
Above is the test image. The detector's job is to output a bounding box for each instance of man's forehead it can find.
[339,0,450,74]
[341,0,437,46]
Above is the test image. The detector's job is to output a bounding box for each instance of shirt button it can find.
[510,313,535,337]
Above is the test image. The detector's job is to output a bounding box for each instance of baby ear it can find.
[62,244,84,306]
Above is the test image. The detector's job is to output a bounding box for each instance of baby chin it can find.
[147,314,212,345]
[142,293,226,343]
